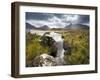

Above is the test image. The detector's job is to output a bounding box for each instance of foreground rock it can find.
[33,54,57,67]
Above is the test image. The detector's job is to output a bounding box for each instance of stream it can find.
[47,32,66,65]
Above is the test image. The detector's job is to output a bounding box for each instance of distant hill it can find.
[39,25,49,30]
[26,23,49,30]
[26,23,37,29]
[65,24,89,30]
[26,23,89,31]
[50,28,64,30]
[50,24,89,31]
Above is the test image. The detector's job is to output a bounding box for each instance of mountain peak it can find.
[39,25,49,30]
[65,23,89,30]
[26,23,36,29]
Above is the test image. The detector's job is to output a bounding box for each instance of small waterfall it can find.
[48,32,65,65]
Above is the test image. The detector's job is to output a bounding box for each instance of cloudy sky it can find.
[26,12,89,28]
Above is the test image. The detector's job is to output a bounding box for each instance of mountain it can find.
[26,23,50,30]
[38,25,49,30]
[65,24,89,30]
[26,23,37,29]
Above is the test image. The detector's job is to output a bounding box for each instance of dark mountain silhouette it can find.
[65,23,89,30]
[26,23,37,29]
[26,23,49,30]
[39,25,49,30]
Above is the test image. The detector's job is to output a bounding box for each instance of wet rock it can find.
[33,54,57,67]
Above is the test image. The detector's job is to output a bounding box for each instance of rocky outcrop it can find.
[33,54,57,67]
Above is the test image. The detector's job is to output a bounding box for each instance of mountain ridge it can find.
[26,22,89,30]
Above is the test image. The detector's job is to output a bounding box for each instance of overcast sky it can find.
[26,12,89,28]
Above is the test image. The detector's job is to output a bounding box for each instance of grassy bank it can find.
[26,29,89,67]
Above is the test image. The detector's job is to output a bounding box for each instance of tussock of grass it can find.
[26,29,89,67]
[63,30,89,65]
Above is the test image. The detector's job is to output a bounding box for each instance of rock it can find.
[41,34,58,57]
[33,53,57,67]
[63,41,71,55]
[41,36,56,47]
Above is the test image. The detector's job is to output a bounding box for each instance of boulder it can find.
[33,54,57,67]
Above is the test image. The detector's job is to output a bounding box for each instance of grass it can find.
[63,30,89,65]
[26,29,89,67]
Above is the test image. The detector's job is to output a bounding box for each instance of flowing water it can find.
[48,32,66,65]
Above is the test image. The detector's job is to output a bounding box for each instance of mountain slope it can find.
[26,23,37,29]
[65,24,89,30]
[39,25,49,30]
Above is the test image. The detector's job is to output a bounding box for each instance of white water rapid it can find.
[47,32,66,65]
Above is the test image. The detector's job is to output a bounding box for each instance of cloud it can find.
[78,15,89,25]
[26,12,54,20]
[26,12,89,28]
